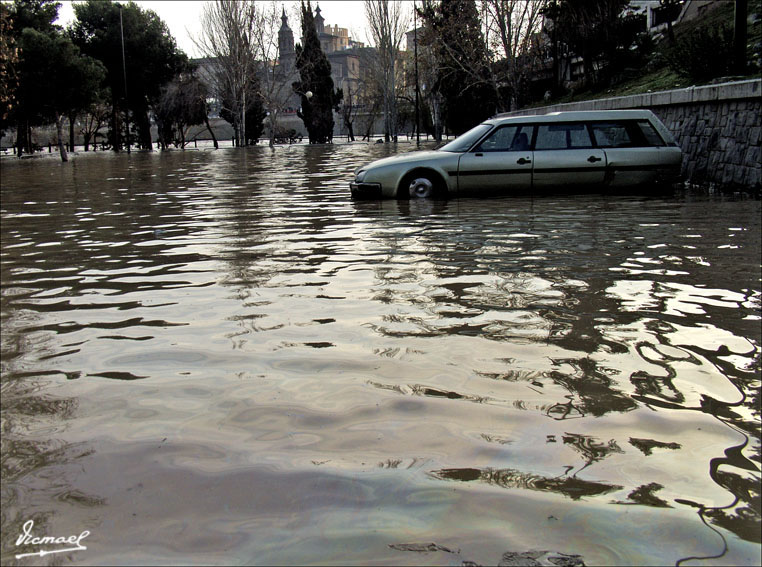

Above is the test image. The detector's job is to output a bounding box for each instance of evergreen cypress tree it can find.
[293,0,342,143]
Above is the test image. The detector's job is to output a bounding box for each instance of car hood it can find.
[363,150,449,170]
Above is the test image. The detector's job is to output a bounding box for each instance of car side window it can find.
[511,126,532,151]
[591,122,632,147]
[474,126,517,152]
[535,124,592,150]
[474,125,532,152]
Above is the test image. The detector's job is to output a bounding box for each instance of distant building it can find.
[193,4,368,136]
[312,4,363,101]
[405,26,424,53]
[627,0,723,38]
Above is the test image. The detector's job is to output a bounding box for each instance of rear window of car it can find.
[535,123,593,150]
[636,120,667,146]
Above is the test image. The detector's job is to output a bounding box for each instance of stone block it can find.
[671,88,693,105]
[733,166,746,184]
[694,84,719,103]
[721,165,735,184]
[727,142,744,164]
[745,145,761,167]
[748,166,762,188]
[650,91,672,107]
[717,79,762,100]
[722,116,738,137]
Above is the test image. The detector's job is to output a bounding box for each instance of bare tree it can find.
[417,0,499,134]
[483,0,548,110]
[405,4,443,142]
[250,2,299,147]
[354,48,384,141]
[340,80,358,141]
[365,0,409,142]
[194,0,258,147]
[79,102,110,151]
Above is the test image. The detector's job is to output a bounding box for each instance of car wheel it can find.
[406,174,438,199]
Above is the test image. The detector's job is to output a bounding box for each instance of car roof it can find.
[486,109,657,125]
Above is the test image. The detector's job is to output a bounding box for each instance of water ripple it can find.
[1,145,760,565]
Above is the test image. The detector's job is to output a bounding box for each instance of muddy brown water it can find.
[1,144,760,566]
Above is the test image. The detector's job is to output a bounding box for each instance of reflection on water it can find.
[1,144,760,565]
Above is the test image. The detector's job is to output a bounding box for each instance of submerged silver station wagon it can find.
[350,110,682,199]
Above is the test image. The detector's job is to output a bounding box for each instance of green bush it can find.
[665,24,734,83]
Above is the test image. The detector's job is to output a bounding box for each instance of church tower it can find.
[278,6,295,71]
[314,3,325,34]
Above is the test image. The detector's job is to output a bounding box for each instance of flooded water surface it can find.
[1,144,760,566]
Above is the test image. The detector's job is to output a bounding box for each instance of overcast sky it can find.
[56,1,415,58]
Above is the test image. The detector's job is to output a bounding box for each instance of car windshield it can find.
[438,123,493,153]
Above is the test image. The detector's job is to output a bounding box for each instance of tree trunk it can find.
[241,90,246,147]
[68,113,76,153]
[204,115,219,149]
[111,100,122,152]
[16,120,26,157]
[430,93,442,143]
[268,110,277,147]
[135,110,152,150]
[56,113,69,162]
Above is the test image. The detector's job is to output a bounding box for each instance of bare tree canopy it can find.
[194,0,260,146]
[364,0,409,142]
[249,1,299,147]
[483,0,548,110]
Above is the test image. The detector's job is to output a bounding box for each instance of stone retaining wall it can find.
[504,79,762,191]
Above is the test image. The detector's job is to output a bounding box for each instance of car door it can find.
[531,123,606,189]
[456,125,533,194]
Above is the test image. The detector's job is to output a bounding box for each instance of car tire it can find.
[403,172,442,199]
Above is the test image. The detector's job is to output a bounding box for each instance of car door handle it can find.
[517,157,531,165]
[587,155,602,163]
[475,153,483,157]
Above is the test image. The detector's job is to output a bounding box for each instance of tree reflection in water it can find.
[357,195,760,551]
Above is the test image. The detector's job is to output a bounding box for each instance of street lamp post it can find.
[296,90,313,113]
[414,0,420,145]
[120,6,130,153]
